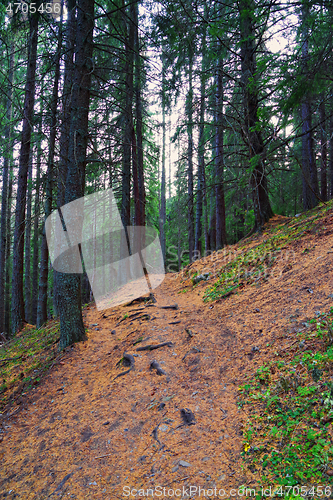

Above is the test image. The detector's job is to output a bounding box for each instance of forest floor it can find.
[1,202,333,499]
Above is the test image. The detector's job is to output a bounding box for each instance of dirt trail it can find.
[1,212,333,499]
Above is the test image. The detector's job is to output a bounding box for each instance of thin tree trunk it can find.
[187,54,194,262]
[133,0,145,228]
[159,55,167,264]
[320,97,327,202]
[37,9,63,328]
[194,43,207,258]
[300,1,318,210]
[24,154,33,323]
[11,6,40,333]
[215,44,227,249]
[5,168,13,334]
[31,123,42,325]
[56,0,94,349]
[0,39,14,334]
[203,168,209,254]
[239,0,273,229]
[330,106,333,199]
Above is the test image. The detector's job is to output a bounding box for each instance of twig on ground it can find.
[136,342,173,352]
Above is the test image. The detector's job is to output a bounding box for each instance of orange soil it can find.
[1,211,333,499]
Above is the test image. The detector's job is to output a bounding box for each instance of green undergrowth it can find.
[0,320,60,410]
[203,200,333,302]
[239,307,333,496]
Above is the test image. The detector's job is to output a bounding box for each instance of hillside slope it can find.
[1,202,333,499]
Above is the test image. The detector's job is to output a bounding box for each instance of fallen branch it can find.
[136,342,174,352]
[158,304,178,310]
[129,314,150,322]
[94,453,112,459]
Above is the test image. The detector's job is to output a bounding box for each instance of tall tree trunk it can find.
[54,0,76,316]
[187,53,194,262]
[320,97,327,202]
[194,41,207,258]
[300,1,318,210]
[159,55,167,264]
[31,123,42,324]
[121,3,134,231]
[215,43,227,249]
[37,8,63,328]
[0,39,14,334]
[5,169,13,334]
[239,0,273,230]
[56,0,94,349]
[133,0,145,228]
[11,6,40,333]
[330,107,333,200]
[57,0,76,208]
[24,154,33,323]
[203,168,209,254]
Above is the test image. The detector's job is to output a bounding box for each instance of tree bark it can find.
[239,0,273,230]
[37,7,63,328]
[330,106,333,200]
[215,42,227,249]
[0,39,14,334]
[5,168,13,334]
[56,0,95,349]
[300,1,318,210]
[54,0,76,316]
[320,97,327,202]
[31,123,42,325]
[187,53,194,262]
[133,1,145,228]
[11,7,40,333]
[24,154,33,323]
[194,39,207,258]
[121,2,134,231]
[159,54,167,264]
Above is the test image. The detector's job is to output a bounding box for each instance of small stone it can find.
[202,457,210,462]
[328,294,333,299]
[159,424,168,432]
[218,474,226,481]
[111,330,116,334]
[179,460,191,467]
[88,481,97,485]
[171,466,179,473]
[254,308,260,313]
